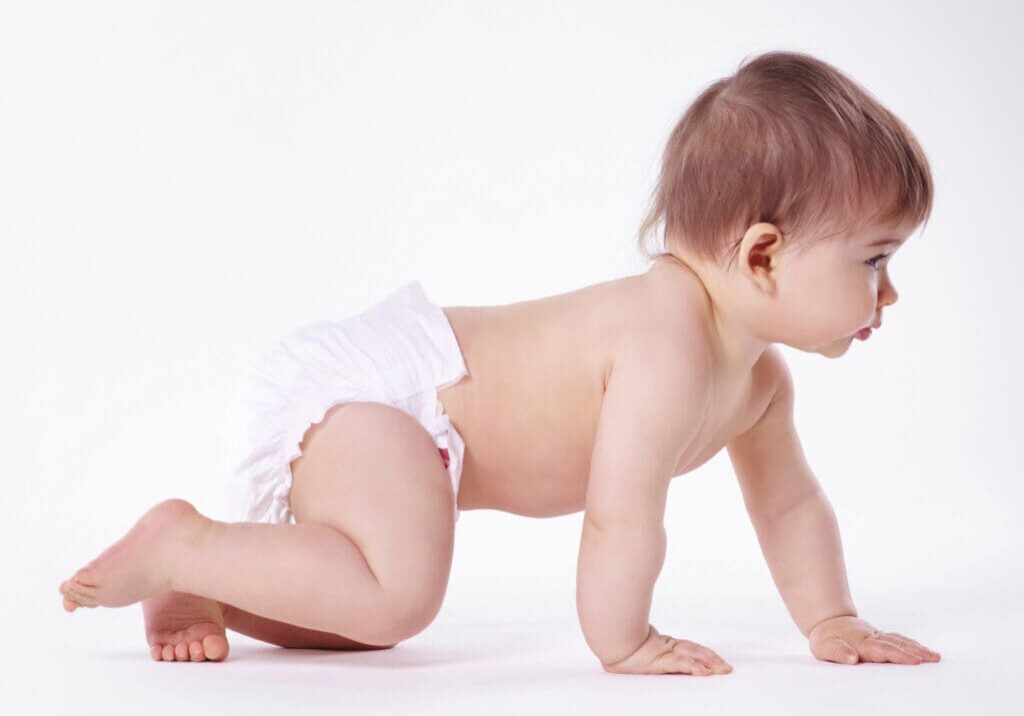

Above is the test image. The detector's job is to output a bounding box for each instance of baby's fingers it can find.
[860,637,922,664]
[669,640,733,674]
[691,646,733,674]
[883,633,941,662]
[813,636,860,664]
[657,652,715,676]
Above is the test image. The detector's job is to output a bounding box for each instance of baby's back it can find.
[438,261,772,517]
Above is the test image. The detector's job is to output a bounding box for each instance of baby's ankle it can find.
[165,505,215,593]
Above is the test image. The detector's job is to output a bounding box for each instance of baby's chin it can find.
[815,333,859,359]
[784,333,857,359]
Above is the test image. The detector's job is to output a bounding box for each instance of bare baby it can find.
[59,50,941,674]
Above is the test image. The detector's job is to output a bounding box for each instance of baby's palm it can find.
[601,625,733,676]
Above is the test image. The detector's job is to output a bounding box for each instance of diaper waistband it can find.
[354,279,469,395]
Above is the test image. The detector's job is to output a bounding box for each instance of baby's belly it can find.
[438,375,604,518]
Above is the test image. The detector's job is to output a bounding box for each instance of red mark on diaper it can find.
[438,447,450,469]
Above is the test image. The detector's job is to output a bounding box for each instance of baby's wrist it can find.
[806,611,859,639]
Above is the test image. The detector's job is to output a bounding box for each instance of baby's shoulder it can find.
[606,276,714,388]
[624,269,711,350]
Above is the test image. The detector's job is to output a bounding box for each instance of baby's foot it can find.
[58,498,208,611]
[143,591,230,662]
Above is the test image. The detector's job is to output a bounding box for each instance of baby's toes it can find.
[72,577,98,593]
[161,644,175,661]
[174,642,190,661]
[202,634,229,662]
[189,641,206,662]
[68,582,98,606]
[73,567,99,587]
[62,595,79,612]
[150,644,164,661]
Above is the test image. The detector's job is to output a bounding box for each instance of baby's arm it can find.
[727,347,940,665]
[578,326,730,675]
[727,347,856,635]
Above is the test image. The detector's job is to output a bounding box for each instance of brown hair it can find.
[636,50,934,268]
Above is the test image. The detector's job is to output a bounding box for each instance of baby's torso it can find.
[437,262,774,517]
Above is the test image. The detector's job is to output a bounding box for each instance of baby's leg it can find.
[220,602,394,650]
[137,591,390,661]
[60,501,398,643]
[59,401,458,654]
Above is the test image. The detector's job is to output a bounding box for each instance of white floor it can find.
[9,579,1019,715]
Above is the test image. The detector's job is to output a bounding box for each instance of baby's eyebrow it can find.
[866,237,905,248]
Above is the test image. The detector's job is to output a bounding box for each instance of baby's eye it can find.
[866,254,888,271]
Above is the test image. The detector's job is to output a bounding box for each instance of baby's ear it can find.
[738,222,785,291]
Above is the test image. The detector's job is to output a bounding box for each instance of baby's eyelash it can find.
[866,254,888,270]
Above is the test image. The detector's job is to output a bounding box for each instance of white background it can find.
[2,0,1021,713]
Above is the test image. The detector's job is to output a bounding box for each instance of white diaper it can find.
[221,280,468,526]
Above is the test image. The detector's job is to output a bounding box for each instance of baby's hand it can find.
[601,625,733,676]
[808,615,941,665]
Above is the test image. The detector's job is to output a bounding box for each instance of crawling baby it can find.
[59,49,941,674]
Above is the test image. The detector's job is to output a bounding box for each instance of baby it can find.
[58,49,941,674]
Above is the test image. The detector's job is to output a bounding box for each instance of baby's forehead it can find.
[800,219,915,257]
[844,218,917,246]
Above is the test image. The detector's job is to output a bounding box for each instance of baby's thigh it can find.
[288,401,456,605]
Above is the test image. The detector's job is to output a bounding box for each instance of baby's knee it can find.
[374,588,446,644]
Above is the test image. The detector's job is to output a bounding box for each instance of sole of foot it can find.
[58,498,208,611]
[143,591,230,662]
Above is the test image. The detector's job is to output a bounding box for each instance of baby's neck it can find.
[648,253,773,377]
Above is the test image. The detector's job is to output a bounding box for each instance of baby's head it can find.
[638,50,933,358]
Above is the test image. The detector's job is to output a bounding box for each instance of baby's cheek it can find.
[854,282,878,320]
[833,274,875,322]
